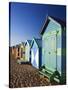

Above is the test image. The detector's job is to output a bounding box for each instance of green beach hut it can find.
[39,16,66,84]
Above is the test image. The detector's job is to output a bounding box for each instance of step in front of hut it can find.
[39,69,60,84]
[39,69,52,79]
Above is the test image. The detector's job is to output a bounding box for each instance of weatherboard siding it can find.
[42,20,62,73]
[31,41,39,69]
[20,44,25,61]
[25,43,30,62]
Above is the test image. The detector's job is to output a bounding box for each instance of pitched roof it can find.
[35,38,42,48]
[40,16,66,35]
[21,42,25,44]
[31,38,42,48]
[25,40,32,46]
[27,40,32,45]
[16,44,20,48]
[21,42,25,46]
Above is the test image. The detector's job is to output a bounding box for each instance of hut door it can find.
[31,45,39,69]
[45,32,56,72]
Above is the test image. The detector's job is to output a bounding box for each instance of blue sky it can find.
[9,2,66,46]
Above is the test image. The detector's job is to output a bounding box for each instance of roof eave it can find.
[40,18,50,35]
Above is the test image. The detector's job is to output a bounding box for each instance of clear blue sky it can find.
[9,2,66,46]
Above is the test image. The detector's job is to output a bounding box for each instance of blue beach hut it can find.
[31,38,42,69]
[40,16,66,84]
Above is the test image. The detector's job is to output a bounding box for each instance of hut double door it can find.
[45,32,57,72]
[31,45,39,69]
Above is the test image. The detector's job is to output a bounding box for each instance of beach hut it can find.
[15,42,25,60]
[25,40,32,62]
[16,42,25,64]
[31,38,42,69]
[11,46,15,56]
[11,46,16,59]
[15,44,21,59]
[20,42,25,61]
[40,16,66,84]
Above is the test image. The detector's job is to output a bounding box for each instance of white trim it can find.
[48,16,61,27]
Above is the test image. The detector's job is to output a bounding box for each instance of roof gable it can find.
[40,16,66,35]
[31,38,42,48]
[25,40,32,46]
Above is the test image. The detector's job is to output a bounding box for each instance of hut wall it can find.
[20,45,25,60]
[15,46,21,59]
[31,41,39,69]
[25,43,30,62]
[42,20,62,74]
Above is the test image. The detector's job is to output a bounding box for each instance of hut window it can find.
[18,52,19,56]
[18,47,19,56]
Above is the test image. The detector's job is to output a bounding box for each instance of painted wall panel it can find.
[57,56,61,74]
[31,41,39,69]
[25,43,30,62]
[42,20,62,73]
[31,50,34,64]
